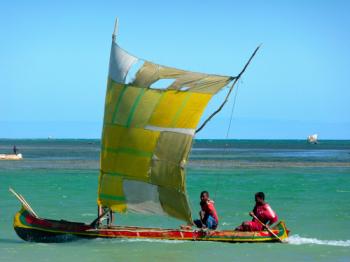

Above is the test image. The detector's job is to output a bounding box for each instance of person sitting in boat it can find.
[193,191,219,230]
[236,192,278,231]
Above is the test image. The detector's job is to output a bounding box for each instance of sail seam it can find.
[102,146,153,158]
[102,172,147,181]
[99,193,126,201]
[111,84,128,123]
[145,125,195,136]
[126,88,147,127]
[171,92,192,127]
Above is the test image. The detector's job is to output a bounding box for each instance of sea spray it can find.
[288,235,350,247]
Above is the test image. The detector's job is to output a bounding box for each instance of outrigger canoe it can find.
[12,20,290,244]
[14,205,289,243]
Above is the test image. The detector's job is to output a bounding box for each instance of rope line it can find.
[196,45,260,134]
[213,81,241,200]
[226,80,240,139]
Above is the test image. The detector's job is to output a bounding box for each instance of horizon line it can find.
[1,137,350,141]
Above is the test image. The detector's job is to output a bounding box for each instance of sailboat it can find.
[307,134,318,144]
[11,19,289,243]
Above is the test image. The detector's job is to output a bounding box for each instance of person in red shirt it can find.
[236,192,278,231]
[193,191,219,230]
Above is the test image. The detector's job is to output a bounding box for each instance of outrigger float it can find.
[11,19,289,243]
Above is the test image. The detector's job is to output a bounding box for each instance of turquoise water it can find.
[0,139,349,261]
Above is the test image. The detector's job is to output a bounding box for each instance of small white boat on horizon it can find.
[307,134,318,144]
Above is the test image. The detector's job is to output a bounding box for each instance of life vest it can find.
[253,203,278,224]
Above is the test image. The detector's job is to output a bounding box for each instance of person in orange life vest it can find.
[193,191,219,230]
[236,192,278,231]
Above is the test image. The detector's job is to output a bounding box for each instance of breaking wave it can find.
[288,235,350,247]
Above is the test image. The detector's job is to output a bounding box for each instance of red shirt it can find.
[253,203,278,224]
[201,200,219,223]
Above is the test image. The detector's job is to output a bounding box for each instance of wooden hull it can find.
[14,207,289,243]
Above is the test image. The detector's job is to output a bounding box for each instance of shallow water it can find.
[0,139,349,261]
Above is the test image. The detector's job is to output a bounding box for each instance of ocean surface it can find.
[0,139,349,261]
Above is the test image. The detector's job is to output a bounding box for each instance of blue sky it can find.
[1,0,349,139]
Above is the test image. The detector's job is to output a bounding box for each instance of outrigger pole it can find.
[9,188,39,218]
[195,45,261,133]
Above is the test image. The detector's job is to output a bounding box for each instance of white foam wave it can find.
[288,235,350,247]
[336,189,350,193]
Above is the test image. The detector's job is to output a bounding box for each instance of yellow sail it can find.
[97,22,234,223]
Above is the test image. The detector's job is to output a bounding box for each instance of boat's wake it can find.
[287,235,350,247]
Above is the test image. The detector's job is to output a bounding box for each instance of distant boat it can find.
[0,153,23,160]
[307,134,318,144]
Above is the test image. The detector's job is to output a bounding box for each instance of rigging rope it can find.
[226,80,240,139]
[195,45,260,134]
[213,81,241,200]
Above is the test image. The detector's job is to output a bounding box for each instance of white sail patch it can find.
[124,60,145,84]
[123,180,166,215]
[145,125,195,136]
[109,43,138,84]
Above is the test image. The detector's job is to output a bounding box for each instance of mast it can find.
[96,17,119,225]
[112,17,119,42]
